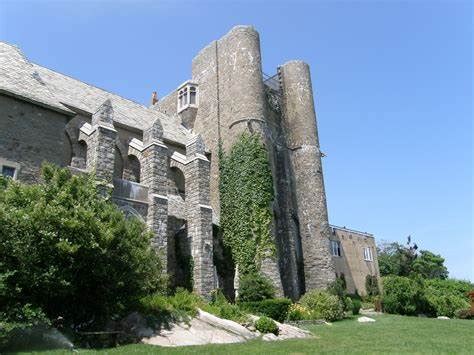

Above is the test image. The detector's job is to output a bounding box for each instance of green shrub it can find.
[423,280,471,318]
[139,288,204,324]
[0,304,50,350]
[286,303,311,321]
[237,272,275,302]
[0,165,164,330]
[352,299,361,315]
[345,297,353,314]
[327,278,350,311]
[300,290,344,322]
[239,298,291,322]
[382,276,426,315]
[366,275,380,297]
[255,316,278,335]
[201,289,248,323]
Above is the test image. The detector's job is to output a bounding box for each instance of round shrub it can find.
[382,276,426,315]
[255,316,279,335]
[424,288,469,318]
[287,304,311,321]
[238,272,275,302]
[300,290,344,322]
[239,298,291,322]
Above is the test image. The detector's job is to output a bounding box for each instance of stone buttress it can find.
[141,119,169,271]
[185,135,214,298]
[82,99,117,184]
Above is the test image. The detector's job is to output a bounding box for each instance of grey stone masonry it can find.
[86,99,117,184]
[142,119,169,271]
[186,135,214,298]
[280,61,336,291]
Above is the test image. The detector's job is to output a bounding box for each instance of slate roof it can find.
[0,41,190,145]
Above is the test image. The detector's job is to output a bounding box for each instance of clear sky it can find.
[1,0,472,280]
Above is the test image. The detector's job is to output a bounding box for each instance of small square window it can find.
[331,240,341,257]
[1,166,16,178]
[363,247,373,261]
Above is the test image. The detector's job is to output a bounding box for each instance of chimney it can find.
[151,91,158,106]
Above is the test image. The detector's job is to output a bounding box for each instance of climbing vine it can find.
[219,133,276,276]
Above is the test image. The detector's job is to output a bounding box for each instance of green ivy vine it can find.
[219,133,276,276]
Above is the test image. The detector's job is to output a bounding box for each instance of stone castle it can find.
[0,26,380,299]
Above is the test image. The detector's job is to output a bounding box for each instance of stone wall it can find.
[0,94,70,183]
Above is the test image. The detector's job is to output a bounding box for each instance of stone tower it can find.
[189,26,336,297]
[279,61,336,291]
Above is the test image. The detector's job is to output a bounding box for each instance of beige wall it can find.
[330,226,381,296]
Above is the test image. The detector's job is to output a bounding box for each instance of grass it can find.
[20,314,474,354]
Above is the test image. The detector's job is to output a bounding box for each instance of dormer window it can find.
[177,81,198,113]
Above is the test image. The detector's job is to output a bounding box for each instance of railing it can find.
[113,178,149,202]
[263,72,281,92]
[330,224,373,237]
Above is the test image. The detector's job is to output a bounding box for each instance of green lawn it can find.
[22,314,474,354]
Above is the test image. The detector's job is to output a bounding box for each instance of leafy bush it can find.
[239,298,291,322]
[344,297,353,314]
[327,278,350,311]
[255,316,278,335]
[237,272,275,302]
[382,276,425,315]
[352,299,361,315]
[0,165,164,330]
[423,279,471,317]
[365,275,380,297]
[139,288,204,323]
[286,303,311,321]
[300,290,344,322]
[382,276,473,317]
[0,304,50,350]
[201,289,248,323]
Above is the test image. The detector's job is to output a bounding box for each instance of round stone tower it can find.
[279,60,336,291]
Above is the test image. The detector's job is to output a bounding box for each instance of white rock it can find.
[437,316,450,320]
[357,316,376,323]
[262,333,279,341]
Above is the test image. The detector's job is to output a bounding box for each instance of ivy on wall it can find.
[219,133,276,276]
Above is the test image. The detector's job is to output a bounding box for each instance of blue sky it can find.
[1,0,472,280]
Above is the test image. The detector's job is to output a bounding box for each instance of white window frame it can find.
[331,240,342,257]
[0,158,20,180]
[363,247,373,262]
[177,81,198,113]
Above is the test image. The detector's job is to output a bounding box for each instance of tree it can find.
[377,240,417,277]
[377,237,448,280]
[0,164,164,330]
[412,250,448,279]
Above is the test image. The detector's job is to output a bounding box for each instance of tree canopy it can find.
[377,237,448,279]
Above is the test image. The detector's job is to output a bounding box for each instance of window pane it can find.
[190,91,196,104]
[2,166,15,178]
